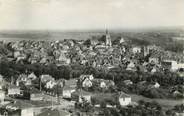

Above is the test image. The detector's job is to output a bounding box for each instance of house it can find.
[150,82,160,88]
[16,74,28,86]
[120,37,125,43]
[90,39,99,46]
[126,62,136,71]
[45,80,56,89]
[177,68,184,77]
[151,67,157,74]
[149,57,159,64]
[0,75,4,90]
[0,74,3,82]
[123,80,133,85]
[132,46,141,54]
[27,72,37,80]
[175,112,184,116]
[16,74,34,86]
[100,81,106,88]
[25,79,32,86]
[71,90,92,103]
[172,90,183,98]
[8,85,20,96]
[96,79,115,89]
[161,60,179,72]
[79,75,94,88]
[0,90,5,103]
[14,51,21,58]
[2,101,34,116]
[40,75,54,83]
[62,86,76,98]
[58,53,71,65]
[119,92,131,106]
[37,108,70,116]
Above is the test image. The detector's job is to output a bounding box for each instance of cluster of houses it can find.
[0,30,183,115]
[0,72,133,116]
[1,30,183,76]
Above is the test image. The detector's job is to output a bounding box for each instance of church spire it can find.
[105,29,112,47]
[106,29,108,34]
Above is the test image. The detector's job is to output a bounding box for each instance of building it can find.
[71,90,92,103]
[149,57,160,64]
[0,74,3,82]
[79,74,94,88]
[123,80,133,85]
[161,60,183,72]
[105,29,112,47]
[119,92,131,106]
[40,75,54,83]
[62,86,76,98]
[126,62,136,71]
[120,37,125,43]
[45,80,56,89]
[1,101,34,116]
[8,85,21,96]
[132,46,141,54]
[0,90,5,103]
[27,72,37,80]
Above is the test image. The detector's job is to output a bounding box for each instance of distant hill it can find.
[0,28,183,53]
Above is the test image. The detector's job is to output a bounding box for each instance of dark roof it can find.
[8,85,20,89]
[119,92,131,98]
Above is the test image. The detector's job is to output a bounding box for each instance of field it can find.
[130,94,184,110]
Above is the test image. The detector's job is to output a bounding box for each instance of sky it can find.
[0,0,184,30]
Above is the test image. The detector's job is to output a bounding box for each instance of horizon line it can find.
[0,25,183,32]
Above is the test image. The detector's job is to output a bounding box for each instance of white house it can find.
[0,90,5,103]
[21,108,34,116]
[100,81,106,88]
[120,37,125,43]
[79,74,94,88]
[40,75,54,83]
[79,94,91,103]
[62,86,76,98]
[162,60,184,72]
[27,72,37,80]
[151,67,157,74]
[71,90,92,103]
[0,74,3,82]
[132,47,141,54]
[8,85,20,96]
[45,80,56,89]
[126,62,136,71]
[123,80,133,85]
[152,82,160,88]
[119,92,131,106]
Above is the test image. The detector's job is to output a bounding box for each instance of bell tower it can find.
[105,29,112,47]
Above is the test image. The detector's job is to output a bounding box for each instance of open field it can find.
[130,94,184,110]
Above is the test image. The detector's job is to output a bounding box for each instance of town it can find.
[0,30,183,116]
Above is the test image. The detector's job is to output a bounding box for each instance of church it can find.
[105,29,112,47]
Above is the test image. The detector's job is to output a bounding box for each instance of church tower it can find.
[105,29,112,47]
